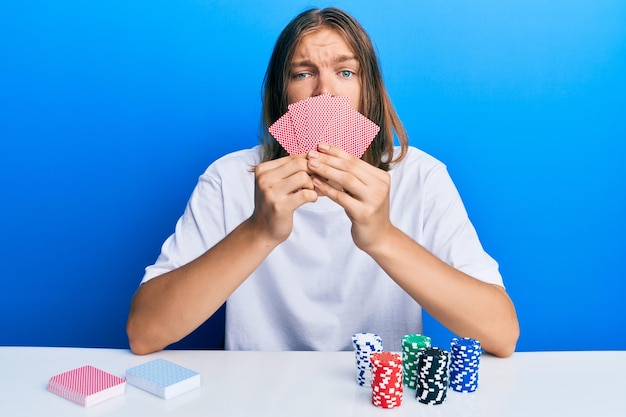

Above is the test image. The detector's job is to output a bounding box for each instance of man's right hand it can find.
[249,154,318,244]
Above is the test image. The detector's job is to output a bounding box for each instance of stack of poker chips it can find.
[351,332,384,386]
[370,352,403,409]
[415,347,450,405]
[401,334,432,388]
[449,337,481,393]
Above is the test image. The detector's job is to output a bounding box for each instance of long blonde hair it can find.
[260,7,408,171]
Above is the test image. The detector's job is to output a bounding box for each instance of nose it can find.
[313,71,333,96]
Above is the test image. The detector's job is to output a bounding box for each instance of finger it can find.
[307,150,370,197]
[312,175,357,210]
[256,159,319,218]
[257,154,310,184]
[315,142,351,159]
[258,168,315,201]
[313,144,389,190]
[255,153,310,176]
[284,170,316,194]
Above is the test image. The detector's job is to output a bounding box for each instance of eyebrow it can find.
[291,55,359,68]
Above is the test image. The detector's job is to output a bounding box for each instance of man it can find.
[127,8,519,357]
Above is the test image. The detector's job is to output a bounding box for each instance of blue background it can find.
[1,1,624,352]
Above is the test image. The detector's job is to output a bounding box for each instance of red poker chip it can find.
[371,351,404,409]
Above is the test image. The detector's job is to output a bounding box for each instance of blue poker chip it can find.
[449,337,481,393]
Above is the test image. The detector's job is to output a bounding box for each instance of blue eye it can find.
[340,70,354,78]
[293,73,309,79]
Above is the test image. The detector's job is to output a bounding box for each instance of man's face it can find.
[287,27,361,112]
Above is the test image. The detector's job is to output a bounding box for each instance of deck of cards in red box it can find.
[47,365,126,407]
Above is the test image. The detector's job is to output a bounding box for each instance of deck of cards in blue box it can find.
[125,358,200,399]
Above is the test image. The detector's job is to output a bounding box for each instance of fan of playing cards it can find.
[269,94,380,158]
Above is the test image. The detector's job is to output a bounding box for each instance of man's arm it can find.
[126,155,317,354]
[307,143,519,357]
[362,227,519,357]
[127,219,275,355]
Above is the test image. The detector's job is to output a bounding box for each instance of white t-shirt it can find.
[142,145,503,352]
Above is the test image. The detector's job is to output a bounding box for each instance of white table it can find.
[1,347,624,416]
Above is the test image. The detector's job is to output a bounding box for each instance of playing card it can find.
[126,358,200,400]
[316,95,348,149]
[269,94,379,157]
[288,98,310,153]
[48,365,126,407]
[301,94,341,153]
[323,101,380,158]
[268,112,299,155]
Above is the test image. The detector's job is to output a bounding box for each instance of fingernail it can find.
[318,142,330,150]
[309,159,320,168]
[308,150,320,158]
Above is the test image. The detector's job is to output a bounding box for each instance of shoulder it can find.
[390,146,448,180]
[388,146,464,205]
[200,146,262,180]
[206,145,262,171]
